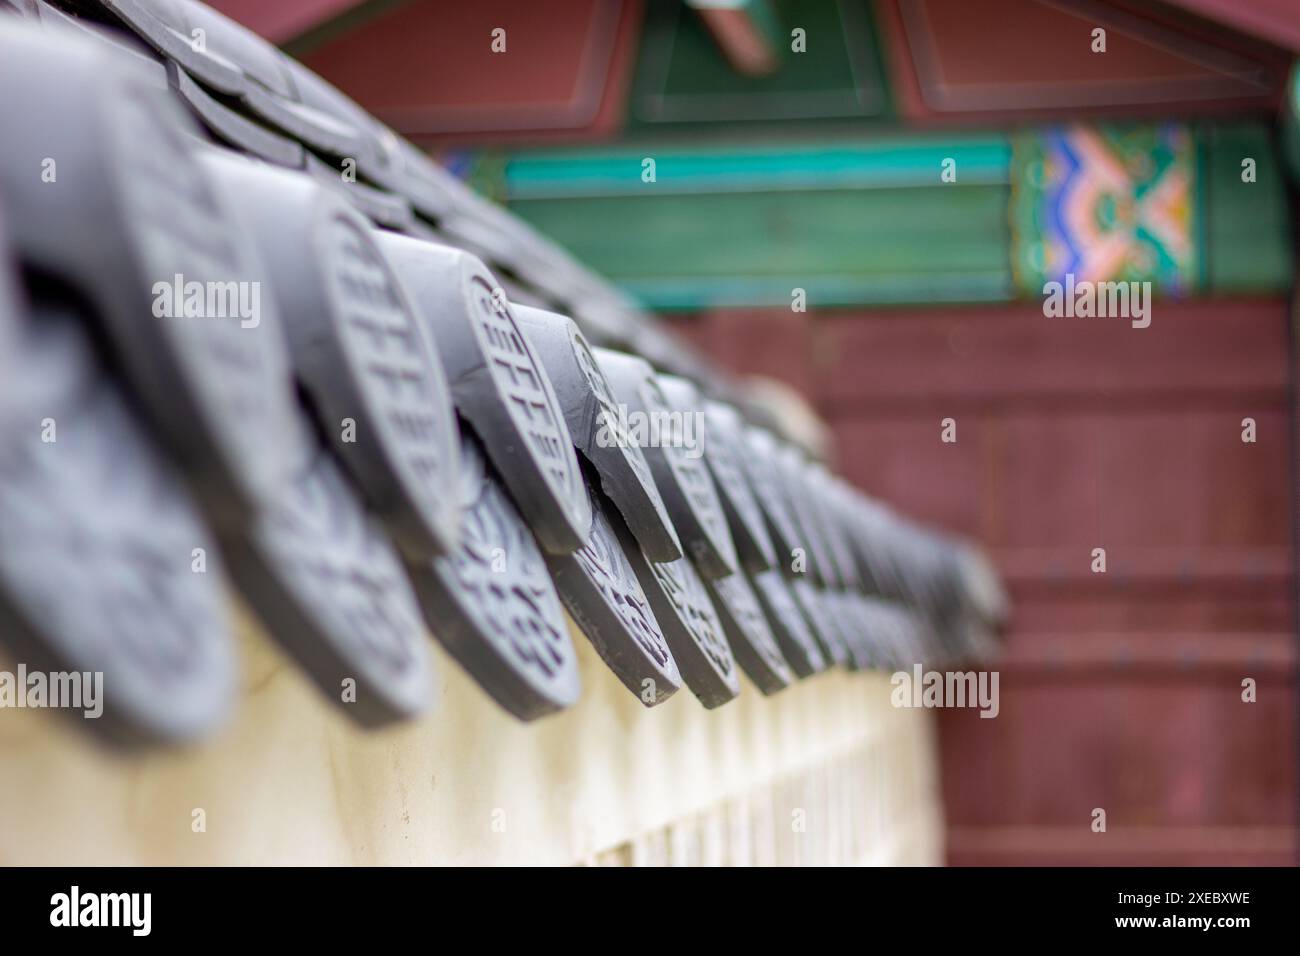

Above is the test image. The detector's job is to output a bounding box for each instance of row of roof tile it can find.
[0,2,1006,748]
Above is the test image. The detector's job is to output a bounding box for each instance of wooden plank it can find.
[831,410,1292,548]
[947,825,1298,866]
[939,679,1296,825]
[814,300,1291,407]
[988,631,1296,675]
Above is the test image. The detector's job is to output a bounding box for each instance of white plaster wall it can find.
[0,601,944,866]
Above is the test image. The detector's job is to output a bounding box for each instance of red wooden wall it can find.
[668,298,1298,865]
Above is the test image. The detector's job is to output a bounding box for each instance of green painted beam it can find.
[497,134,1013,308]
[477,121,1290,311]
[503,138,1012,197]
[510,181,1011,309]
[1199,124,1293,293]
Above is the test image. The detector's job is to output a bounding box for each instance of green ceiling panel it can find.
[630,0,891,127]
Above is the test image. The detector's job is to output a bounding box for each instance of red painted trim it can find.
[874,0,1287,125]
[1161,0,1300,55]
[303,0,645,146]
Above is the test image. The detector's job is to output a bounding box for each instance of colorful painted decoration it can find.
[1010,124,1197,296]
